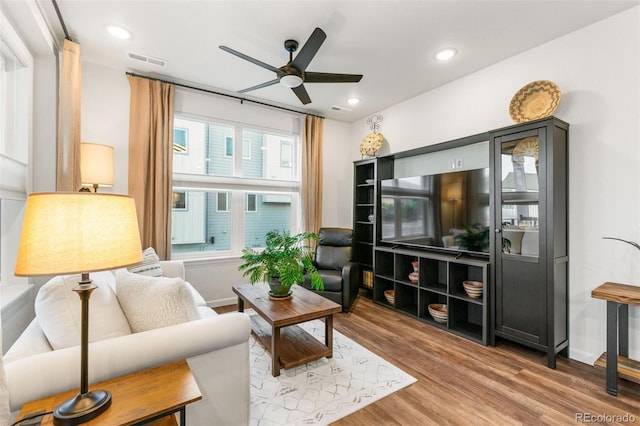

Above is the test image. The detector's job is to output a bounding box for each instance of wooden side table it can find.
[16,359,202,425]
[591,282,640,396]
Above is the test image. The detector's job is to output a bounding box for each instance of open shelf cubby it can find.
[373,246,490,345]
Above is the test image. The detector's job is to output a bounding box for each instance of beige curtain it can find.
[127,76,175,260]
[302,115,324,234]
[56,39,82,191]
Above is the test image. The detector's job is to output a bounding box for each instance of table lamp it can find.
[15,192,142,425]
[80,143,114,192]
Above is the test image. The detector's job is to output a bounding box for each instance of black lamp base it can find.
[53,390,111,425]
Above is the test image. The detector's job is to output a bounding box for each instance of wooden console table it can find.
[591,282,640,396]
[17,359,201,425]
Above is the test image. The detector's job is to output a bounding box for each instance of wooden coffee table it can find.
[233,283,341,376]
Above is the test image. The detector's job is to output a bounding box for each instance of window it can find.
[225,136,233,157]
[173,128,188,153]
[217,192,230,212]
[171,114,300,258]
[242,139,251,159]
[245,194,257,212]
[172,191,186,209]
[280,140,292,167]
[0,13,31,163]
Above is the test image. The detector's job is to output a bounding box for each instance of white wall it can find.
[322,119,353,228]
[346,7,640,365]
[81,63,130,195]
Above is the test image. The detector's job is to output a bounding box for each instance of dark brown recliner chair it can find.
[301,227,359,312]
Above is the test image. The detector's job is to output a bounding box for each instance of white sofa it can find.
[4,261,251,426]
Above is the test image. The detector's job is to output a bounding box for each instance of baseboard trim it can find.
[207,296,237,308]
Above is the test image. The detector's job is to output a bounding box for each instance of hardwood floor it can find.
[217,294,640,425]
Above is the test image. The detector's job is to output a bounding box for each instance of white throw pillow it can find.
[35,271,132,350]
[115,269,200,333]
[127,247,163,277]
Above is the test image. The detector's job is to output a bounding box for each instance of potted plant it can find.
[454,223,490,253]
[238,229,324,298]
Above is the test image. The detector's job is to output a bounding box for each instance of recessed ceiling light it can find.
[106,25,132,40]
[435,48,457,61]
[347,97,360,105]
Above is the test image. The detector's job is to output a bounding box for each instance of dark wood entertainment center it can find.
[353,116,568,368]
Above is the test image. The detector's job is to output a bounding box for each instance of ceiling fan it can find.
[219,27,363,105]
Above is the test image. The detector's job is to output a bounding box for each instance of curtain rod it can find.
[125,72,325,119]
[51,0,72,41]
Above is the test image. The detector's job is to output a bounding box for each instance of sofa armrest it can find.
[341,261,360,312]
[5,312,250,414]
[159,260,185,279]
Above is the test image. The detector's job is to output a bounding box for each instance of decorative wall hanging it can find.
[360,114,384,158]
[509,80,561,123]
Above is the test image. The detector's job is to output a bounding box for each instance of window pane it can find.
[244,193,292,248]
[242,129,294,180]
[173,118,234,177]
[173,128,188,153]
[172,191,186,209]
[242,139,251,159]
[280,140,292,167]
[217,192,229,211]
[209,128,234,176]
[225,136,233,157]
[171,191,232,253]
[245,194,257,212]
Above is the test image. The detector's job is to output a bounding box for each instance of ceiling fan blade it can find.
[292,84,312,105]
[238,79,280,93]
[304,72,363,83]
[291,27,326,72]
[219,46,279,73]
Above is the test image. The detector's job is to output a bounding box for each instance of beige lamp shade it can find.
[81,143,114,188]
[15,192,142,276]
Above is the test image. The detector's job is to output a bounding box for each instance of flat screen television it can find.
[380,168,491,254]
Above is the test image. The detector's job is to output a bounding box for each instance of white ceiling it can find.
[31,0,640,122]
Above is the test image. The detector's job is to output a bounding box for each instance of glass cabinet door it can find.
[499,135,540,258]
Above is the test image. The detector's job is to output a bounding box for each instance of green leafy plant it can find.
[455,223,490,253]
[238,229,324,290]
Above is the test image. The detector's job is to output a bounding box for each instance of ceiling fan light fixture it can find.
[280,74,303,88]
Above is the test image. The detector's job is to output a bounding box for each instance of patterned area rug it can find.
[249,318,417,425]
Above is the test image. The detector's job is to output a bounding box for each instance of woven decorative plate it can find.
[509,80,561,123]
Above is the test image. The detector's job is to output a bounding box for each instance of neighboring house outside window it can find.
[171,115,300,257]
[173,128,188,153]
